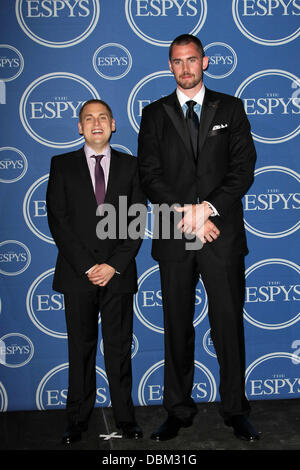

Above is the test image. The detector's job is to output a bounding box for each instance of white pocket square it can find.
[212,124,228,131]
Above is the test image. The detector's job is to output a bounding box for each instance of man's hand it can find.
[175,202,214,234]
[87,263,116,286]
[196,219,220,244]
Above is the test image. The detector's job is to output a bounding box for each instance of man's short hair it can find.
[169,34,205,61]
[79,99,113,122]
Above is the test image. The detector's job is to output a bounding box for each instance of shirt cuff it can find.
[203,201,219,217]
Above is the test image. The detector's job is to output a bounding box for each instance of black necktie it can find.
[92,155,105,206]
[185,100,199,158]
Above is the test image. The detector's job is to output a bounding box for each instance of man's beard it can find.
[176,72,203,90]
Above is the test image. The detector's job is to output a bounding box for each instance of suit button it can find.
[94,249,99,253]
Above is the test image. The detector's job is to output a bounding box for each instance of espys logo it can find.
[243,166,300,238]
[125,0,207,46]
[204,42,237,79]
[202,329,216,358]
[236,69,300,144]
[0,147,28,183]
[111,144,133,155]
[232,0,300,46]
[19,72,100,148]
[244,258,300,330]
[0,240,31,276]
[0,333,34,368]
[100,334,139,358]
[246,353,300,400]
[134,265,208,333]
[23,174,53,244]
[36,363,110,410]
[26,268,67,338]
[0,382,8,412]
[0,45,24,81]
[138,359,217,405]
[15,0,100,48]
[128,70,174,133]
[93,43,132,80]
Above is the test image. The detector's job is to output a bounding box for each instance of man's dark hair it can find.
[79,99,113,122]
[169,34,205,61]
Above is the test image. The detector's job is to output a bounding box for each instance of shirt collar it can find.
[84,143,111,159]
[176,84,205,107]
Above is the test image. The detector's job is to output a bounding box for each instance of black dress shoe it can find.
[118,422,143,439]
[224,415,260,441]
[62,426,82,445]
[61,422,87,445]
[151,416,192,441]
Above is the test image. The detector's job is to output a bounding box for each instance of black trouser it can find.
[159,250,250,421]
[63,288,135,427]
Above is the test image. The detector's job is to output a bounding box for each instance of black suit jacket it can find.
[46,147,146,294]
[138,88,257,261]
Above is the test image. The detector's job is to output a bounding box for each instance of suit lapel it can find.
[162,91,194,158]
[198,88,220,154]
[76,147,99,209]
[104,147,118,204]
[162,89,220,161]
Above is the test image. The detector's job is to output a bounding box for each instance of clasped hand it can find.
[87,263,116,286]
[175,202,220,244]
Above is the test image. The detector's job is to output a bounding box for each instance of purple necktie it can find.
[92,155,105,206]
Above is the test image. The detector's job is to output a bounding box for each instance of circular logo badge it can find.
[204,42,237,79]
[0,382,8,411]
[243,166,300,239]
[246,352,300,400]
[36,363,110,410]
[0,44,24,81]
[232,0,300,46]
[15,0,100,48]
[236,69,300,144]
[100,333,139,359]
[0,147,28,183]
[0,333,34,368]
[128,70,175,133]
[202,329,216,358]
[0,240,31,276]
[26,268,67,338]
[93,43,132,80]
[138,359,216,405]
[19,72,100,148]
[134,264,208,333]
[244,258,300,330]
[23,174,54,244]
[111,144,133,155]
[125,0,207,46]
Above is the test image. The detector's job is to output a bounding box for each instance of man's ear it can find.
[78,121,83,134]
[202,56,209,71]
[111,118,116,132]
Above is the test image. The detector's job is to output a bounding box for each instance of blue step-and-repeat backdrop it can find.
[0,0,299,412]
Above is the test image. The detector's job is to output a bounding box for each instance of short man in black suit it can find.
[46,99,146,444]
[138,34,260,441]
